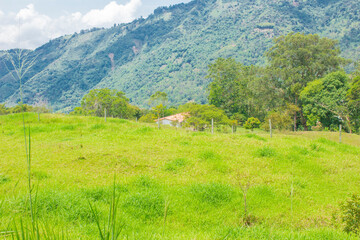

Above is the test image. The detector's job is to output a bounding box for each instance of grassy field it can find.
[0,113,360,239]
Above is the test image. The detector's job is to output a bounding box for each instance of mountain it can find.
[1,0,359,112]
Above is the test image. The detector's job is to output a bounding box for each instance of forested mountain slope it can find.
[0,0,359,111]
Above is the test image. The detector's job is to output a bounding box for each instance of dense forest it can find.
[0,0,359,111]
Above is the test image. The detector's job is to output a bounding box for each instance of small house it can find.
[155,112,189,127]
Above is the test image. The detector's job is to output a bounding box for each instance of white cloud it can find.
[0,0,142,50]
[82,0,142,27]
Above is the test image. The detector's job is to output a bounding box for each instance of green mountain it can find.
[1,0,359,112]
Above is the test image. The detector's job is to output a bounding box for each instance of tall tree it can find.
[347,76,360,132]
[265,32,347,130]
[207,58,244,116]
[300,72,352,132]
[149,91,168,119]
[207,58,282,120]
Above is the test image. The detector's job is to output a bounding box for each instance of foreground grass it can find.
[0,113,359,239]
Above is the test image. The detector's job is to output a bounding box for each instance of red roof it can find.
[156,112,189,123]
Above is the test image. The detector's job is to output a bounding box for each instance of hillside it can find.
[0,0,359,111]
[1,113,360,238]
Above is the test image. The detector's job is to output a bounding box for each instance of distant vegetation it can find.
[65,33,360,134]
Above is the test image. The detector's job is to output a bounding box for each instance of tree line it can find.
[68,33,359,133]
[4,32,358,134]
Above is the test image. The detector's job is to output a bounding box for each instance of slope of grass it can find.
[0,113,359,239]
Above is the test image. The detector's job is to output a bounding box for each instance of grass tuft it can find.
[0,174,10,184]
[190,183,234,206]
[90,124,106,130]
[123,191,165,221]
[255,146,277,157]
[164,158,187,172]
[199,150,221,161]
[244,134,267,141]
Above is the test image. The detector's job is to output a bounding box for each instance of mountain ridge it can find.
[0,0,359,111]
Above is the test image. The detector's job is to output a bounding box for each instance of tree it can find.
[178,103,229,131]
[347,76,360,132]
[139,113,156,123]
[244,117,261,131]
[265,32,347,130]
[300,72,352,132]
[263,105,299,131]
[79,88,136,119]
[149,91,168,124]
[207,58,282,120]
[9,104,34,113]
[207,58,244,116]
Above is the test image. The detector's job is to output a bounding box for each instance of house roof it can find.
[156,112,189,123]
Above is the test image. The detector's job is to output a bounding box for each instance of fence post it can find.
[269,119,272,138]
[211,119,214,134]
[104,108,107,122]
[339,124,342,143]
[158,116,160,130]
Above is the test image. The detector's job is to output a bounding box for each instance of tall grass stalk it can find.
[4,48,41,238]
[162,198,170,237]
[89,176,124,240]
[5,49,37,224]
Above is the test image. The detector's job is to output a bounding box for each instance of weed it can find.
[89,177,124,240]
[310,143,323,151]
[339,194,360,234]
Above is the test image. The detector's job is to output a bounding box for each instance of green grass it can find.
[1,113,360,239]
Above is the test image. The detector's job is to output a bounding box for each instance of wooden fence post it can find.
[339,124,342,143]
[269,119,272,138]
[211,119,214,134]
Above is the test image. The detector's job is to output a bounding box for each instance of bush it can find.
[139,113,156,123]
[340,194,360,234]
[244,117,261,131]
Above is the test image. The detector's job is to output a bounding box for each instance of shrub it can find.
[139,113,156,123]
[244,117,261,131]
[340,194,360,234]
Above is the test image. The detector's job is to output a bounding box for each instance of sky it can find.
[0,0,191,50]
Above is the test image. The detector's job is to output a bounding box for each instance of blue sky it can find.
[0,0,191,50]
